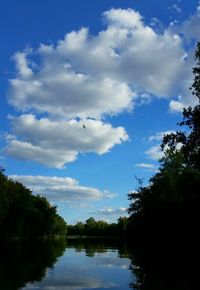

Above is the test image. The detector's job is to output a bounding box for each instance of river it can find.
[0,237,198,290]
[22,239,133,289]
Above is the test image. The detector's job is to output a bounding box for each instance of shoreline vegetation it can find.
[0,168,67,240]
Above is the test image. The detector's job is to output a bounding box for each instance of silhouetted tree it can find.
[67,217,128,237]
[162,43,200,169]
[0,169,67,238]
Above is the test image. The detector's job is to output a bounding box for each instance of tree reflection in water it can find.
[0,237,199,290]
[67,237,124,257]
[67,238,199,290]
[0,237,66,290]
[128,240,199,290]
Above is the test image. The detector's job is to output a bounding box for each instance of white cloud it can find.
[145,131,173,160]
[9,175,115,202]
[145,129,184,160]
[145,145,164,160]
[13,50,33,78]
[9,73,134,119]
[148,130,176,142]
[135,163,157,169]
[169,99,185,112]
[92,207,127,216]
[8,8,198,118]
[6,7,200,166]
[6,139,77,168]
[5,114,128,168]
[103,8,142,28]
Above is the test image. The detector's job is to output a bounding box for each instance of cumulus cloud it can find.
[8,8,197,117]
[9,72,134,119]
[9,175,115,202]
[6,7,200,166]
[5,114,128,168]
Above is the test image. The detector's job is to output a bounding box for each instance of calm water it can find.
[21,240,134,290]
[0,238,198,290]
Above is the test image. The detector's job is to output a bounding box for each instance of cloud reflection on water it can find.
[22,247,132,290]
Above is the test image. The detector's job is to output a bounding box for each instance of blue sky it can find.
[0,0,200,224]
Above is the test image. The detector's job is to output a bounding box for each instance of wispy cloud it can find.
[91,207,127,216]
[135,163,157,169]
[168,4,182,14]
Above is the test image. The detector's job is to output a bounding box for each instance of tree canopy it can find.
[67,216,128,237]
[0,168,67,238]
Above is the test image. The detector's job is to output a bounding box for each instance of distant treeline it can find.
[67,216,128,237]
[0,169,67,239]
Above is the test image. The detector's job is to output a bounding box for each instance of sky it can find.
[0,0,200,224]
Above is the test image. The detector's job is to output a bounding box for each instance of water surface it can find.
[1,238,198,290]
[22,239,133,289]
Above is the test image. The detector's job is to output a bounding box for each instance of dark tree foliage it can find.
[162,42,200,170]
[0,169,67,238]
[191,42,200,100]
[127,43,200,250]
[67,216,128,237]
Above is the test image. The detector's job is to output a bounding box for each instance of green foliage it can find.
[0,169,67,238]
[127,43,200,245]
[67,216,128,237]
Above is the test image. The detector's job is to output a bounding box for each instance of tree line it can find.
[0,169,67,239]
[67,216,128,237]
